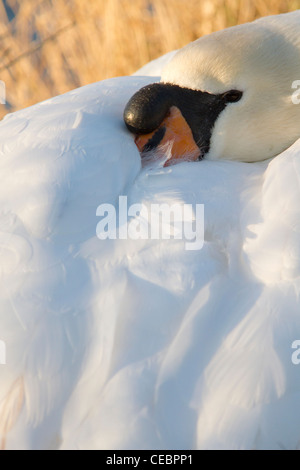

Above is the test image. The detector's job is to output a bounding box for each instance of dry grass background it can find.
[0,0,299,118]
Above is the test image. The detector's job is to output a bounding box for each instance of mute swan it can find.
[1,12,300,450]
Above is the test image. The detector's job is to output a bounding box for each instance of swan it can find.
[0,12,300,450]
[124,11,300,166]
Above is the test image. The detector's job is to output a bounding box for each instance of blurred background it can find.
[0,0,299,118]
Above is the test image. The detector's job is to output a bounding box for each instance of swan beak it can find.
[134,106,200,167]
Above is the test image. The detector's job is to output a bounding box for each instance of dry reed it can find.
[0,0,299,118]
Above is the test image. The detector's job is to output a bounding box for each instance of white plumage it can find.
[1,12,300,450]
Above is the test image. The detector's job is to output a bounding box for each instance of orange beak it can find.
[134,106,200,167]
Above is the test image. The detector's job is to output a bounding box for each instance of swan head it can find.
[124,12,300,165]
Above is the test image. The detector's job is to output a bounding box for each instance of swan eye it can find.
[223,90,243,103]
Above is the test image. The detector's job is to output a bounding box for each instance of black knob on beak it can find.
[123,83,172,135]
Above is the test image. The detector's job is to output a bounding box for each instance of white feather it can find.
[1,13,300,450]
